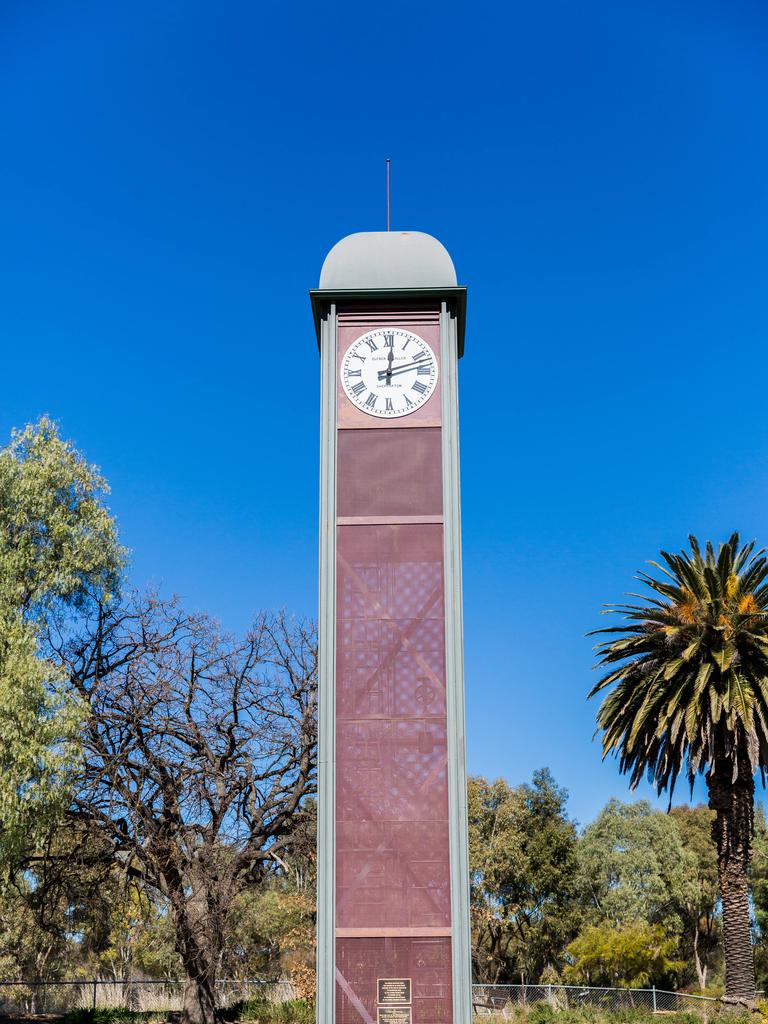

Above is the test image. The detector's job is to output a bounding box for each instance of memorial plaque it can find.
[377,1008,412,1024]
[377,979,412,1006]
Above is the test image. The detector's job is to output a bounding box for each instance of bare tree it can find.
[52,594,317,1024]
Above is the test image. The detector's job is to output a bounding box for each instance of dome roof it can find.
[319,231,457,289]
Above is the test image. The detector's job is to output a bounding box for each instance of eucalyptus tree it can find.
[670,804,720,990]
[468,769,579,983]
[590,534,768,1004]
[577,799,697,935]
[0,417,123,861]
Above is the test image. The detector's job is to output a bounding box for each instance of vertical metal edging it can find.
[317,302,337,1024]
[440,301,473,1023]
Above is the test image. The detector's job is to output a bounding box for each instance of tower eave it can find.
[309,286,467,357]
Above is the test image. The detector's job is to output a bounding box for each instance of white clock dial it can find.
[340,328,438,418]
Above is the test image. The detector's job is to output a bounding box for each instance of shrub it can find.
[63,1012,166,1024]
[233,998,314,1024]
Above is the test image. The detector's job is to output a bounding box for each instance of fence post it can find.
[652,986,657,1013]
[92,980,97,1011]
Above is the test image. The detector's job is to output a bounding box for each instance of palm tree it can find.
[590,533,768,1005]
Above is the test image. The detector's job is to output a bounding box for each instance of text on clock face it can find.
[340,328,438,418]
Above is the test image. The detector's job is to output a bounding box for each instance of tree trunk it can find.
[707,756,755,1005]
[170,884,220,1024]
[693,922,706,991]
[182,976,216,1024]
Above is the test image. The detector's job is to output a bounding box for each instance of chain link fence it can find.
[0,979,726,1018]
[0,980,293,1016]
[472,984,720,1017]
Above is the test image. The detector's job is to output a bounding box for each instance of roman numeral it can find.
[385,397,394,412]
[365,338,378,352]
[347,368,362,378]
[352,352,366,362]
[412,381,428,395]
[351,381,366,396]
[404,396,415,409]
[383,333,394,348]
[417,362,431,376]
[402,338,410,349]
[364,392,377,409]
[412,350,428,362]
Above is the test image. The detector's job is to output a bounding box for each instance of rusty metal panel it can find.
[335,524,450,935]
[336,524,444,620]
[336,616,446,721]
[336,936,452,1024]
[337,429,443,520]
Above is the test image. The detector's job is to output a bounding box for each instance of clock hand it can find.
[386,347,394,381]
[377,359,431,380]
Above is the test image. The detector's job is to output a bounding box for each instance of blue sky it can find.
[2,0,767,826]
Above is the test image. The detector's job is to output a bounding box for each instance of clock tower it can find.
[311,232,471,1024]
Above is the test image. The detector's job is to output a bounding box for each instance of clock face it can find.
[340,328,438,418]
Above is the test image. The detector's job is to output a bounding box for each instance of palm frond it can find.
[589,534,768,794]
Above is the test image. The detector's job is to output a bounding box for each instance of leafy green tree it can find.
[565,921,684,988]
[0,616,75,863]
[129,905,183,981]
[0,417,123,864]
[4,819,128,985]
[670,804,721,990]
[468,769,579,983]
[577,799,698,935]
[93,884,181,981]
[590,534,768,1004]
[0,821,125,990]
[0,417,122,613]
[0,878,73,988]
[231,884,315,995]
[222,802,317,992]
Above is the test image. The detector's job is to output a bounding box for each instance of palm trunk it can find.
[707,756,755,1005]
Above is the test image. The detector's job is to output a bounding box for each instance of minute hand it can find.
[377,359,432,380]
